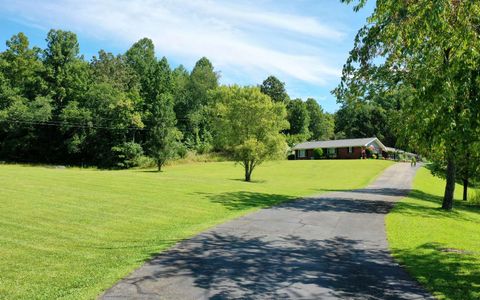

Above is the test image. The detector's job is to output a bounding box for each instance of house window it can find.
[298,149,306,158]
[327,148,336,157]
[348,147,353,154]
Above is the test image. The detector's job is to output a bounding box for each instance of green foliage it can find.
[313,148,323,159]
[0,30,338,171]
[148,93,182,171]
[286,98,310,137]
[337,0,480,209]
[212,85,289,181]
[111,142,144,169]
[335,102,396,146]
[305,98,334,140]
[259,75,289,103]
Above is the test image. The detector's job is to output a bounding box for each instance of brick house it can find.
[292,137,388,160]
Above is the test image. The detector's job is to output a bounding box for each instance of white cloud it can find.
[2,0,344,85]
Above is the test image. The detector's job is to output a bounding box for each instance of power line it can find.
[3,119,149,131]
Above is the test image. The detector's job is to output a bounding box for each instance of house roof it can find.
[293,137,387,151]
[385,147,398,152]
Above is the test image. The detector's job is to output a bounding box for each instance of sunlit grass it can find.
[387,167,480,300]
[0,159,392,299]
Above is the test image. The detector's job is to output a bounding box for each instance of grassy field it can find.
[0,159,392,299]
[387,167,480,300]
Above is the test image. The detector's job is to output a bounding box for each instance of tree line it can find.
[0,30,335,173]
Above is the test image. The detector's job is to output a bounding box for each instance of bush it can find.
[287,153,295,160]
[365,148,373,157]
[313,148,323,159]
[469,189,480,206]
[111,142,144,169]
[372,154,377,159]
[176,143,188,158]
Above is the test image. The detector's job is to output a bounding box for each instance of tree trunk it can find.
[463,178,468,201]
[244,161,250,182]
[157,162,162,172]
[442,153,456,210]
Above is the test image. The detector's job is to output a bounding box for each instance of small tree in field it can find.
[212,85,289,182]
[148,93,182,172]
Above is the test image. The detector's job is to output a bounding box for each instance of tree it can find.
[148,93,181,171]
[125,38,157,103]
[90,50,138,93]
[334,102,396,146]
[171,65,190,132]
[260,75,289,104]
[212,86,288,181]
[305,98,334,140]
[0,33,52,161]
[285,99,310,146]
[336,0,480,210]
[183,57,218,147]
[43,29,89,109]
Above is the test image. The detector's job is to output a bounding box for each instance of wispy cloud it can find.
[1,0,345,85]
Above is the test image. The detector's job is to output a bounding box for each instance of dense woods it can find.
[0,30,334,170]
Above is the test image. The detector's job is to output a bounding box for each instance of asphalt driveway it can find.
[102,163,431,299]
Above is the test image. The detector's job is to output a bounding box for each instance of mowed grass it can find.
[386,167,480,300]
[0,159,392,299]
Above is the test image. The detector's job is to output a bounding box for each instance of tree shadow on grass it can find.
[392,189,480,222]
[228,178,267,184]
[199,190,402,214]
[392,242,480,300]
[195,191,294,211]
[105,234,431,299]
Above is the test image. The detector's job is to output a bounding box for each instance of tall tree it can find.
[90,50,138,92]
[337,0,480,210]
[334,102,396,146]
[212,86,288,181]
[0,33,52,161]
[125,38,156,100]
[183,57,218,146]
[148,93,181,171]
[285,99,310,146]
[260,75,289,103]
[305,98,334,140]
[43,29,89,109]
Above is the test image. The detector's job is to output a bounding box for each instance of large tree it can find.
[212,86,288,181]
[305,98,334,141]
[336,0,480,210]
[43,29,89,109]
[285,98,311,146]
[259,75,289,104]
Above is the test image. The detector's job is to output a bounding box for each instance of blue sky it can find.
[0,0,373,112]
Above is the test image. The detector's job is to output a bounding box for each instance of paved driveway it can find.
[102,163,431,299]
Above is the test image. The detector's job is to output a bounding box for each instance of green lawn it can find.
[0,159,392,299]
[386,167,480,300]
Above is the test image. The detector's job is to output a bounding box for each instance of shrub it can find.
[176,143,188,158]
[313,148,323,159]
[111,142,144,169]
[372,154,377,159]
[287,153,295,160]
[469,189,480,206]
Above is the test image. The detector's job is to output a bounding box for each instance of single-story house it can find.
[292,137,388,160]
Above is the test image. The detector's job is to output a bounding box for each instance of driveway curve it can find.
[102,163,431,299]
